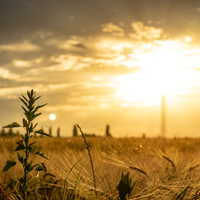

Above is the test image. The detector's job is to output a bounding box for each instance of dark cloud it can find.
[73,43,87,49]
[1,0,200,43]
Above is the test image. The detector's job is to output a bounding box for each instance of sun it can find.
[185,36,191,43]
[49,113,56,121]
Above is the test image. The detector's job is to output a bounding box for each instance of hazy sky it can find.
[1,0,200,137]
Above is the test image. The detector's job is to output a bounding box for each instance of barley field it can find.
[1,136,200,199]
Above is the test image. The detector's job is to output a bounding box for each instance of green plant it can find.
[3,89,51,199]
[116,172,136,200]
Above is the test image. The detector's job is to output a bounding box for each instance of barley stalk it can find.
[162,155,176,172]
[76,124,97,199]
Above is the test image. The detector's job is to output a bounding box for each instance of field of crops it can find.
[1,136,200,199]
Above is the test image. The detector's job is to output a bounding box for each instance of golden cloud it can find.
[101,22,124,37]
[0,41,40,52]
[129,21,163,40]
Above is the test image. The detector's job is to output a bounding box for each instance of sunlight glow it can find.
[114,68,196,105]
[185,36,191,43]
[49,113,56,121]
[114,40,198,106]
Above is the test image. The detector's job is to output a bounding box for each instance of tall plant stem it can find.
[76,124,97,199]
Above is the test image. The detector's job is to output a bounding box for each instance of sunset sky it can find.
[1,0,200,137]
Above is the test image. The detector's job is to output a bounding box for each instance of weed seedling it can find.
[116,172,136,200]
[3,90,51,199]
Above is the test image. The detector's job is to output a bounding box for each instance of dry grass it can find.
[1,136,200,199]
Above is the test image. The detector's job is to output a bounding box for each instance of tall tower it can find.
[161,95,166,137]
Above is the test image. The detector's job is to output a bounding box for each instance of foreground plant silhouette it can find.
[3,89,51,199]
[116,172,136,200]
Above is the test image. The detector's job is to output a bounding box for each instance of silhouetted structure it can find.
[57,127,60,137]
[16,130,20,136]
[49,126,52,137]
[1,128,5,137]
[73,125,78,137]
[8,128,13,137]
[0,127,20,137]
[106,124,112,137]
[161,95,166,137]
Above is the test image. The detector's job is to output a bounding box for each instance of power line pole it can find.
[161,95,166,137]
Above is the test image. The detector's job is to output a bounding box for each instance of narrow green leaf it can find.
[29,160,33,167]
[27,160,33,171]
[35,165,45,171]
[17,153,24,164]
[5,179,17,190]
[35,151,49,160]
[15,142,25,151]
[22,118,28,128]
[19,97,28,108]
[29,123,33,132]
[3,160,17,172]
[29,145,36,152]
[31,89,34,96]
[31,113,41,121]
[43,172,56,179]
[23,184,28,191]
[33,123,38,129]
[21,94,28,102]
[35,103,47,112]
[30,105,35,112]
[18,177,24,184]
[30,98,34,104]
[26,176,32,183]
[30,164,39,171]
[35,129,52,137]
[29,142,36,147]
[3,122,20,128]
[21,135,25,141]
[21,106,28,115]
[27,90,31,99]
[35,96,41,101]
[41,162,47,172]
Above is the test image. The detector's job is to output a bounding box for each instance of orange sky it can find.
[1,0,200,137]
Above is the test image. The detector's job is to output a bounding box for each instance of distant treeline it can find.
[72,124,112,137]
[0,124,113,138]
[0,128,20,137]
